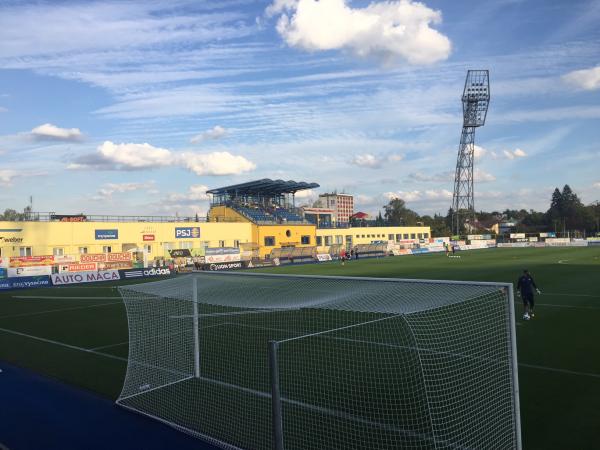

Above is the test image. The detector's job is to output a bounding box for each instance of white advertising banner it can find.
[8,266,52,277]
[204,253,241,264]
[316,254,332,262]
[51,270,121,286]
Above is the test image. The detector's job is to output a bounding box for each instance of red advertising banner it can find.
[107,252,132,262]
[143,234,155,241]
[9,256,55,267]
[68,263,97,272]
[80,254,107,263]
[80,252,132,263]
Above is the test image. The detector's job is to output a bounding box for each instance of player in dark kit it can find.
[517,269,541,320]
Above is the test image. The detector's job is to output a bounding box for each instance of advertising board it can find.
[9,256,54,267]
[51,270,121,286]
[80,252,132,263]
[100,261,133,270]
[202,261,248,271]
[175,227,200,239]
[67,263,97,272]
[8,266,52,277]
[169,249,192,258]
[143,234,155,241]
[316,254,332,262]
[95,229,119,240]
[0,276,51,290]
[121,268,172,279]
[0,268,6,278]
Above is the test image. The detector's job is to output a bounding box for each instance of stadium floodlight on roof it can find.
[117,272,521,450]
[451,70,490,235]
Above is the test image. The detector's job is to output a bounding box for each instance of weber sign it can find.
[51,270,121,286]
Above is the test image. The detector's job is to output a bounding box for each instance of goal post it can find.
[117,273,521,450]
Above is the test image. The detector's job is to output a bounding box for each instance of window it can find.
[102,246,112,253]
[316,236,323,246]
[144,245,152,253]
[335,235,343,244]
[410,233,416,240]
[301,235,310,245]
[219,240,225,248]
[388,234,394,241]
[163,242,175,251]
[19,247,32,257]
[180,241,193,249]
[396,234,401,242]
[403,234,409,240]
[53,248,64,256]
[264,236,275,246]
[424,233,429,239]
[79,247,88,254]
[361,235,365,238]
[324,236,332,246]
[234,240,240,248]
[418,233,423,239]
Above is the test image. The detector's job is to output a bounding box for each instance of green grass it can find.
[0,247,599,449]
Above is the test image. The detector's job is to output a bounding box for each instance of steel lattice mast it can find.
[451,70,490,235]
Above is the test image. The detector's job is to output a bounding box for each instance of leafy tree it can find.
[383,198,419,226]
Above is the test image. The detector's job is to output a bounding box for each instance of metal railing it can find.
[6,212,208,223]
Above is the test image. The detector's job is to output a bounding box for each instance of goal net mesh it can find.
[117,273,520,450]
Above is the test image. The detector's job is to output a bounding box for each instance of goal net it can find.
[117,273,521,450]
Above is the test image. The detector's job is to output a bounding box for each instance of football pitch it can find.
[0,247,599,449]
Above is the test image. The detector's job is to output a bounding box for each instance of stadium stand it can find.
[207,179,319,225]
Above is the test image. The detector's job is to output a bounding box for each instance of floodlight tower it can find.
[451,70,490,235]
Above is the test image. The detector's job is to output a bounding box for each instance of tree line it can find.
[355,185,600,236]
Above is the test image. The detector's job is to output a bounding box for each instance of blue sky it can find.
[1,0,599,217]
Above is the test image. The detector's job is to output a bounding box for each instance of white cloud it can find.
[294,188,316,199]
[408,171,453,182]
[563,65,600,91]
[68,141,256,176]
[474,169,496,182]
[30,123,82,141]
[94,181,155,200]
[0,169,17,186]
[593,182,600,189]
[166,184,211,203]
[267,0,451,64]
[473,144,486,160]
[384,190,421,202]
[503,148,527,160]
[384,188,452,202]
[351,152,403,168]
[190,125,228,144]
[352,153,382,168]
[181,151,256,176]
[0,106,7,113]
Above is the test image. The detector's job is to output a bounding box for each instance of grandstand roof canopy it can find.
[207,178,320,196]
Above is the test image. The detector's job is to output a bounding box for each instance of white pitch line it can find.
[0,326,127,362]
[90,322,231,351]
[536,303,600,311]
[543,293,600,299]
[12,295,122,300]
[0,301,123,320]
[227,322,600,380]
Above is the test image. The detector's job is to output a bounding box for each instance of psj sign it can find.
[95,229,119,240]
[175,227,200,239]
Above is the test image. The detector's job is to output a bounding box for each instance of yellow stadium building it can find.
[0,179,430,269]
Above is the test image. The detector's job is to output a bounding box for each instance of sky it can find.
[1,0,600,218]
